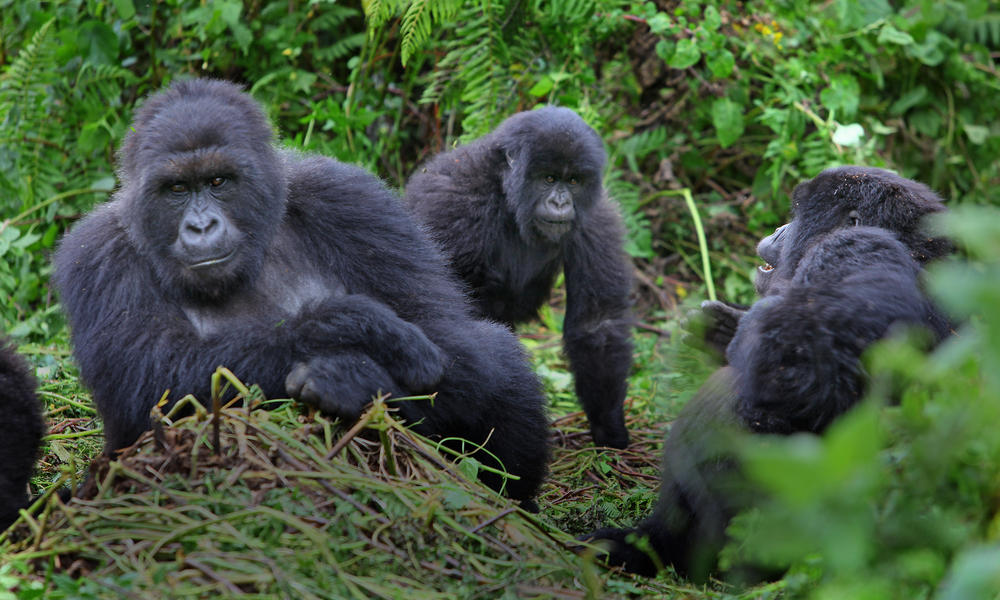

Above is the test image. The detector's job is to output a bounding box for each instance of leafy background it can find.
[1,0,999,598]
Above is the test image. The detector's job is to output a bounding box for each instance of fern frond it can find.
[399,0,460,66]
[362,0,405,31]
[0,18,56,127]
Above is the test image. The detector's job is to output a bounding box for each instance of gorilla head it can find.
[755,166,951,297]
[497,107,607,244]
[116,79,286,302]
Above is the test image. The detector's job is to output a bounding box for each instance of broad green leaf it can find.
[707,49,734,78]
[889,85,928,115]
[963,123,989,145]
[820,74,860,119]
[112,0,135,19]
[528,76,553,97]
[668,38,701,69]
[711,98,744,148]
[832,123,865,147]
[702,5,721,31]
[877,24,914,46]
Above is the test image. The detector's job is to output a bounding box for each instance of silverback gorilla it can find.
[0,338,44,530]
[54,79,549,503]
[584,166,954,579]
[404,107,634,449]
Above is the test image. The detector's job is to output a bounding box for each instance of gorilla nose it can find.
[179,213,226,255]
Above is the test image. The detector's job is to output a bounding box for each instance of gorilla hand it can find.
[682,300,747,357]
[286,353,401,422]
[295,295,447,392]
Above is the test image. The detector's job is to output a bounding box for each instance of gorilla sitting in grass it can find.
[54,79,550,504]
[583,166,954,579]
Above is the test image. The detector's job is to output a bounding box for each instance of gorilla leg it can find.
[583,367,750,580]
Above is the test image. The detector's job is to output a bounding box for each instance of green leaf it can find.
[702,5,721,31]
[909,30,950,66]
[77,20,118,66]
[528,75,553,97]
[668,38,701,69]
[889,85,928,115]
[877,24,914,46]
[456,457,481,481]
[820,74,860,119]
[963,123,990,145]
[111,0,135,20]
[706,49,734,78]
[711,98,744,148]
[832,123,865,147]
[78,121,109,155]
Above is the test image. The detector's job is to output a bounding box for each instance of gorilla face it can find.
[527,169,588,243]
[753,222,790,296]
[117,79,286,301]
[499,107,605,246]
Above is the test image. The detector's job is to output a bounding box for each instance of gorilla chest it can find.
[476,243,562,324]
[182,266,337,338]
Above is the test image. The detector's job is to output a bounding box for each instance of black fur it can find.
[583,167,953,579]
[405,107,634,449]
[54,79,549,502]
[0,338,44,530]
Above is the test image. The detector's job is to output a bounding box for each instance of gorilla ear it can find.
[505,149,516,169]
[848,209,860,226]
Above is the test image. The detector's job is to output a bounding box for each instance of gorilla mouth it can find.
[188,251,236,270]
[758,262,775,273]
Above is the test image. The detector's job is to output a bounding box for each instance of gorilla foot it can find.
[586,406,629,449]
[578,526,661,577]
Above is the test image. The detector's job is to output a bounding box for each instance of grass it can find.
[0,307,781,599]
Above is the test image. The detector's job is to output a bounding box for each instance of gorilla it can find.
[0,338,45,531]
[697,166,953,357]
[583,166,953,579]
[404,107,634,449]
[53,79,550,503]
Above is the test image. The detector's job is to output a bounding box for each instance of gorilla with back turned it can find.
[405,107,634,449]
[0,338,45,531]
[54,79,550,503]
[584,166,954,579]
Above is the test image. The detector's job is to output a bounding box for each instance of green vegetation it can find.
[1,1,998,598]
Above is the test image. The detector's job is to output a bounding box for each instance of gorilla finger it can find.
[284,362,312,399]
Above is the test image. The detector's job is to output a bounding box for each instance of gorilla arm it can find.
[562,197,634,449]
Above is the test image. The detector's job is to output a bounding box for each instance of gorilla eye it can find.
[569,177,579,185]
[209,176,227,188]
[545,175,556,184]
[169,183,188,194]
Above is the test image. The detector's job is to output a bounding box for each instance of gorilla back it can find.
[405,107,634,449]
[0,338,44,531]
[54,79,549,502]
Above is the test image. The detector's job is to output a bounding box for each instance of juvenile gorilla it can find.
[584,166,953,579]
[405,107,634,449]
[54,79,549,502]
[0,338,45,530]
[696,166,953,356]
